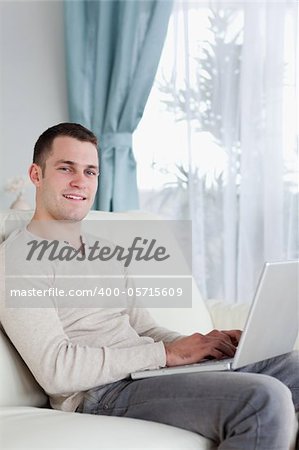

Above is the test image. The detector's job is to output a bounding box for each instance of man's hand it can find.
[164,329,242,367]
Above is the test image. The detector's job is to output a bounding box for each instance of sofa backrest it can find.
[0,326,48,407]
[0,209,213,407]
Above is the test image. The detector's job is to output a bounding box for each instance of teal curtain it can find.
[64,0,173,211]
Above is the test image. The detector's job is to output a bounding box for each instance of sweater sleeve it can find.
[0,306,166,396]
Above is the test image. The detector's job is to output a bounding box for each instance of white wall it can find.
[0,0,68,209]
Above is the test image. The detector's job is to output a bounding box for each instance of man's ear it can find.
[28,163,43,187]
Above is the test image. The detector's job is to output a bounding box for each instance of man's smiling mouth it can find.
[63,194,87,201]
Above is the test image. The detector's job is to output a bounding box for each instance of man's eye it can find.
[86,171,98,176]
[59,167,71,172]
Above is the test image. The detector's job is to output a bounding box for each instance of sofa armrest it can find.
[206,300,250,331]
[206,299,299,350]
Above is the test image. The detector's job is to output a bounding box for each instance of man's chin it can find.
[65,211,89,222]
[57,206,91,222]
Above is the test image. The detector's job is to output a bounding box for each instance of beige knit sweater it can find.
[0,228,181,412]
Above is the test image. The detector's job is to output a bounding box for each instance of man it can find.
[0,123,298,449]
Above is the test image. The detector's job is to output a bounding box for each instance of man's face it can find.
[31,136,99,221]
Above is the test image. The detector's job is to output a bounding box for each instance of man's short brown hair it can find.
[33,123,98,174]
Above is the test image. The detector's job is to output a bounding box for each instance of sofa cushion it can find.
[0,214,48,407]
[0,328,48,407]
[0,210,34,243]
[0,406,216,449]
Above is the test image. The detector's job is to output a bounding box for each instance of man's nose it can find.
[69,172,86,189]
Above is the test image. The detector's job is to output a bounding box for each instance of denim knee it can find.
[246,374,295,426]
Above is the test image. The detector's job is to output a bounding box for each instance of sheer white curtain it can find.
[134,0,298,303]
[236,0,299,303]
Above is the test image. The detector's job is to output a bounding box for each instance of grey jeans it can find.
[78,351,299,449]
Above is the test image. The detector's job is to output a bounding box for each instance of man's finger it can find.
[222,330,242,345]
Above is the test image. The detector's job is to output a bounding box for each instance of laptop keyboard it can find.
[189,358,234,368]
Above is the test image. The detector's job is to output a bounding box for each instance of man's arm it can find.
[127,306,242,365]
[0,234,168,397]
[0,306,167,395]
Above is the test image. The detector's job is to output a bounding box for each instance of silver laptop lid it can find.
[232,261,299,370]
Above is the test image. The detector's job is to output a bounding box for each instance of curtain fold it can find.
[64,0,173,211]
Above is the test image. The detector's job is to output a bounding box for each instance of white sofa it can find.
[0,210,297,449]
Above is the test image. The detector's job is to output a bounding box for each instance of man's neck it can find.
[27,218,83,250]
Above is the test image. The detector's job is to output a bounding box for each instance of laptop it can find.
[131,261,299,379]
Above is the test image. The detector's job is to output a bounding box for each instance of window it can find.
[134,1,298,303]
